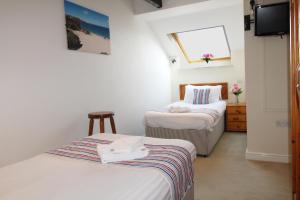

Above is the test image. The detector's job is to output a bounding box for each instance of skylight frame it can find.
[171,25,231,64]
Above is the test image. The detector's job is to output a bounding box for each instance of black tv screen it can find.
[255,2,289,36]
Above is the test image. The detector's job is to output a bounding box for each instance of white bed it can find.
[145,101,226,131]
[145,82,228,156]
[0,133,196,200]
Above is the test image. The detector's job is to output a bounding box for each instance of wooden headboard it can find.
[179,82,228,100]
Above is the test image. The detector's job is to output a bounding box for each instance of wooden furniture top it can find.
[88,111,115,119]
[227,103,246,107]
[179,82,228,100]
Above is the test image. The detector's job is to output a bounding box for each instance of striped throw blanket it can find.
[47,137,193,200]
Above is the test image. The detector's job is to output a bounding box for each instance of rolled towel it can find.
[168,105,191,113]
[97,145,149,164]
[106,136,144,153]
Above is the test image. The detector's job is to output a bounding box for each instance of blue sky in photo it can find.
[64,0,109,28]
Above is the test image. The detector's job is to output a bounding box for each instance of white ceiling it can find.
[134,0,243,20]
[133,0,209,15]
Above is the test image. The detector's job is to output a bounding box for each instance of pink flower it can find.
[233,83,240,89]
[232,83,242,95]
[202,53,213,58]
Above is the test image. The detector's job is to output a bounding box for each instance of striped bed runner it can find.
[47,137,193,200]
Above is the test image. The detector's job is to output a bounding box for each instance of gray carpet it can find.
[193,132,292,200]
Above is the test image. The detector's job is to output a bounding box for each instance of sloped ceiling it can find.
[136,0,244,68]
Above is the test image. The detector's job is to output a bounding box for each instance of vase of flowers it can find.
[202,53,214,63]
[232,83,243,103]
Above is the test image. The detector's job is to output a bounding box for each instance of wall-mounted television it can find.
[144,0,162,8]
[255,2,289,36]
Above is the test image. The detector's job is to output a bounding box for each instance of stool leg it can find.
[110,116,116,134]
[88,119,94,136]
[100,117,105,133]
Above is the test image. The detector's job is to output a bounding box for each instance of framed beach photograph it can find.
[64,0,111,55]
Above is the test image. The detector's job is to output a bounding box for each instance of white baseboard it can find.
[245,149,291,163]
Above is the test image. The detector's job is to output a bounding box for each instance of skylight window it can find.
[171,26,231,64]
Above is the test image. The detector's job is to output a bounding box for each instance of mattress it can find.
[0,134,196,200]
[145,101,226,131]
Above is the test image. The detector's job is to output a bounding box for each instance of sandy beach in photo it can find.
[64,0,111,54]
[73,30,111,54]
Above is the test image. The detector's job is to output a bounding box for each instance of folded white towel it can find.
[97,145,149,164]
[168,105,191,113]
[106,136,144,153]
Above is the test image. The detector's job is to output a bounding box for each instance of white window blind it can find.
[171,26,231,64]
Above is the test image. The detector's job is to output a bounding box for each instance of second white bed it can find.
[145,101,226,131]
[145,101,226,156]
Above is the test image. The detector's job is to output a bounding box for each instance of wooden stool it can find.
[88,111,116,136]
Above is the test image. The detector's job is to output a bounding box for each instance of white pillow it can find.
[183,85,197,104]
[209,85,222,103]
[183,85,222,104]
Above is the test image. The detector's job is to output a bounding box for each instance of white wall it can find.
[0,0,171,167]
[148,4,245,102]
[244,0,290,163]
[171,50,245,102]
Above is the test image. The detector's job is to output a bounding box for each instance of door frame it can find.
[290,0,300,199]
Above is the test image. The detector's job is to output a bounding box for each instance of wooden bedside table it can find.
[226,103,247,132]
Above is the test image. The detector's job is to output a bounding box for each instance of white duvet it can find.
[0,134,196,200]
[145,101,227,131]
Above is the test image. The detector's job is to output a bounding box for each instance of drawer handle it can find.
[233,117,239,120]
[235,110,241,114]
